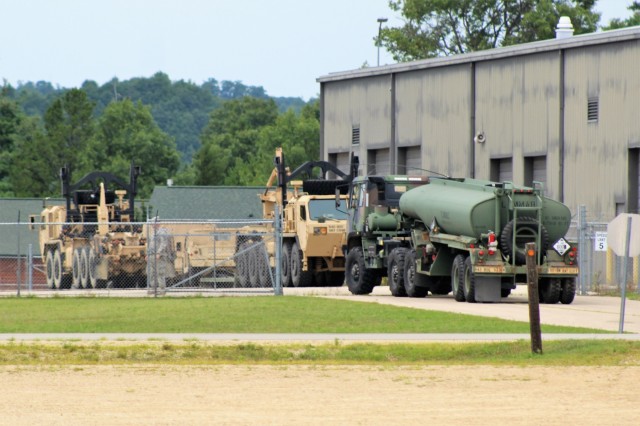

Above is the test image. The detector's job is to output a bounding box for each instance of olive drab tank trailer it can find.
[32,164,146,289]
[246,147,353,288]
[342,154,579,304]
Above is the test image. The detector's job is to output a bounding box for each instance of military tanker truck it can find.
[234,148,352,288]
[342,157,578,304]
[31,164,146,289]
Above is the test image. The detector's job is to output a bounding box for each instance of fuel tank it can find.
[399,178,571,241]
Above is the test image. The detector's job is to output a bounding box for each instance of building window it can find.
[490,157,513,183]
[587,97,599,122]
[352,126,360,145]
[524,156,547,193]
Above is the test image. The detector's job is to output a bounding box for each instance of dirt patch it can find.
[1,364,638,425]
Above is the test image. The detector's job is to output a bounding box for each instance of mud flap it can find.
[473,276,502,302]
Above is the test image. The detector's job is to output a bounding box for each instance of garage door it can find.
[405,146,422,176]
[374,148,390,175]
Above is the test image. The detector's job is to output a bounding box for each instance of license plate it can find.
[548,266,578,274]
[474,265,506,273]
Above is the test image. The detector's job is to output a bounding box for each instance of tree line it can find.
[0,74,318,199]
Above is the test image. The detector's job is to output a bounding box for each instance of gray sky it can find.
[0,0,634,100]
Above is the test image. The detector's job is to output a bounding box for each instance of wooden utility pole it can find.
[526,242,543,354]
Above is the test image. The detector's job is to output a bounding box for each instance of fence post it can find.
[28,244,33,292]
[274,204,283,296]
[526,242,542,354]
[578,205,587,295]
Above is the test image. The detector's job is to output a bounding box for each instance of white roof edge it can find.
[317,26,640,83]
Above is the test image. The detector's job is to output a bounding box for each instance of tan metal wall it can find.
[474,52,561,198]
[322,75,392,172]
[395,65,472,177]
[563,40,640,220]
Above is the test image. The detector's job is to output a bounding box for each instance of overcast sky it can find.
[0,0,634,100]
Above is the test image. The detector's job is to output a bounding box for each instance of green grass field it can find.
[3,296,637,366]
[0,296,605,334]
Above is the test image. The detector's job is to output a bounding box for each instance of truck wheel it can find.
[80,247,90,289]
[346,247,379,295]
[387,248,408,297]
[281,241,292,288]
[463,257,477,303]
[291,242,313,287]
[71,249,82,289]
[88,248,99,288]
[451,255,466,302]
[256,245,271,288]
[403,250,429,298]
[236,242,251,288]
[540,278,561,304]
[560,278,576,304]
[53,249,63,289]
[45,251,55,289]
[248,244,260,288]
[500,217,549,265]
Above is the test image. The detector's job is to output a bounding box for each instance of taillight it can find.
[567,247,577,265]
[488,231,497,256]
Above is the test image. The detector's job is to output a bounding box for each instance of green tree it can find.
[602,1,640,29]
[195,97,278,185]
[43,88,97,176]
[9,116,56,197]
[229,101,321,185]
[381,0,600,61]
[90,99,181,198]
[0,97,23,195]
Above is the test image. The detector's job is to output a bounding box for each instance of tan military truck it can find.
[237,148,353,287]
[31,165,146,289]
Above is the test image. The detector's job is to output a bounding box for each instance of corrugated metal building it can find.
[317,26,640,220]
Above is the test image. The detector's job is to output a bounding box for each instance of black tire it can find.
[80,247,90,289]
[281,241,292,288]
[248,245,260,288]
[88,247,99,288]
[388,248,408,297]
[236,242,251,288]
[291,242,313,287]
[53,249,63,290]
[403,250,429,298]
[345,247,379,295]
[463,257,477,303]
[560,278,576,305]
[45,251,55,289]
[540,278,561,304]
[71,249,81,289]
[451,254,466,302]
[325,271,345,287]
[256,245,271,288]
[500,216,550,265]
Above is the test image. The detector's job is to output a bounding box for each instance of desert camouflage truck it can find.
[242,148,354,288]
[30,164,146,289]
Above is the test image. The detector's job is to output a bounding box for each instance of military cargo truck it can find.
[240,148,353,287]
[31,164,146,289]
[342,156,578,303]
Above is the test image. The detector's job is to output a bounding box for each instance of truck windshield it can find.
[308,199,348,221]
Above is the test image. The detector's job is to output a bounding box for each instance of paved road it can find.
[285,286,640,333]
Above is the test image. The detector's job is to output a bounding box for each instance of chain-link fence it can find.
[569,205,640,295]
[3,205,640,296]
[0,219,280,295]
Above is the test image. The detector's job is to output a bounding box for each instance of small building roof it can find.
[148,186,264,220]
